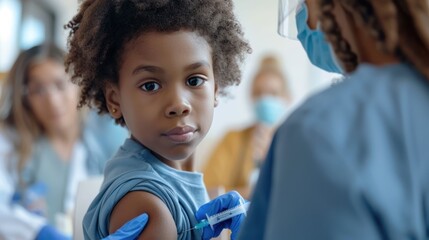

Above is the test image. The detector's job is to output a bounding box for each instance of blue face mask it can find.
[254,96,287,126]
[296,4,343,74]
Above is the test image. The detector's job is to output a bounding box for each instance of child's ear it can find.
[104,82,122,119]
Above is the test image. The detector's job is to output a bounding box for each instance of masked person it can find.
[279,0,343,73]
[239,0,429,239]
[203,55,291,199]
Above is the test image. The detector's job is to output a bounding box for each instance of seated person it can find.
[0,44,106,235]
[203,55,291,198]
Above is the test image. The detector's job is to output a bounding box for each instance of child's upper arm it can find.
[109,191,177,239]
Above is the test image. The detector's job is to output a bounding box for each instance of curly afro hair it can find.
[65,0,251,125]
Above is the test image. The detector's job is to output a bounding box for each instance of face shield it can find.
[277,0,305,39]
[277,0,344,73]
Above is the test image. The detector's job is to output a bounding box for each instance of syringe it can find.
[185,201,251,232]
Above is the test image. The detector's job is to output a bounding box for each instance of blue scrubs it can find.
[239,63,429,239]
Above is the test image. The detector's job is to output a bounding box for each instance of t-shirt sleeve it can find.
[86,173,183,239]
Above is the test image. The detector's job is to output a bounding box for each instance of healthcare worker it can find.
[238,0,429,239]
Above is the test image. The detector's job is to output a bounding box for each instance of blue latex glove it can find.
[102,213,149,240]
[195,191,245,240]
[36,225,71,240]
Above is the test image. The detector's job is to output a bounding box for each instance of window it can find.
[0,0,21,72]
[0,0,56,72]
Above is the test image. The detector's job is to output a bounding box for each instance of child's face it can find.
[106,30,218,168]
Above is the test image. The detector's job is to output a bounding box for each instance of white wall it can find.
[39,0,78,49]
[0,0,21,72]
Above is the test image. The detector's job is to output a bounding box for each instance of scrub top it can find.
[239,63,429,240]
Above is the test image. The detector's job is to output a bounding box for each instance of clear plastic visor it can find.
[277,0,305,39]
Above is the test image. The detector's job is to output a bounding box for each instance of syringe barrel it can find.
[206,202,251,230]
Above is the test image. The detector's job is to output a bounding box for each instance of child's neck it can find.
[182,157,194,171]
[148,147,195,171]
[169,155,194,171]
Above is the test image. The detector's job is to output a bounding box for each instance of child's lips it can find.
[163,126,196,143]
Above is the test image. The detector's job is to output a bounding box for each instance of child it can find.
[64,0,251,239]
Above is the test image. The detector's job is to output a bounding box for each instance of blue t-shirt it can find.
[83,138,209,239]
[239,63,429,239]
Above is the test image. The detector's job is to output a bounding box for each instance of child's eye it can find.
[187,77,205,87]
[140,82,161,92]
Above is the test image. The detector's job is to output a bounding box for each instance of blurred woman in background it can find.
[0,43,106,239]
[203,55,292,198]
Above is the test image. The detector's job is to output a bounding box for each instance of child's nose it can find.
[165,99,192,117]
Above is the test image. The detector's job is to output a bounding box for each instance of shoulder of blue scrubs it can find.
[237,129,278,240]
[239,63,429,239]
[296,3,343,74]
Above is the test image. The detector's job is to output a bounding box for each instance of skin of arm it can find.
[109,191,177,240]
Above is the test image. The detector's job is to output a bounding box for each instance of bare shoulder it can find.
[109,191,177,240]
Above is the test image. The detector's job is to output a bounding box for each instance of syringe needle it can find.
[181,227,195,233]
[179,219,209,234]
[178,227,192,235]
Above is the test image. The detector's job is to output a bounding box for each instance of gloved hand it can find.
[36,225,71,240]
[102,213,149,240]
[195,191,246,240]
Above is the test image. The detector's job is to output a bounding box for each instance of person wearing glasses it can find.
[0,44,108,239]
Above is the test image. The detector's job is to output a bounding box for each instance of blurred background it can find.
[0,0,337,168]
[0,0,338,239]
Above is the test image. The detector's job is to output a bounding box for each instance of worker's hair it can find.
[65,0,251,125]
[318,0,429,79]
